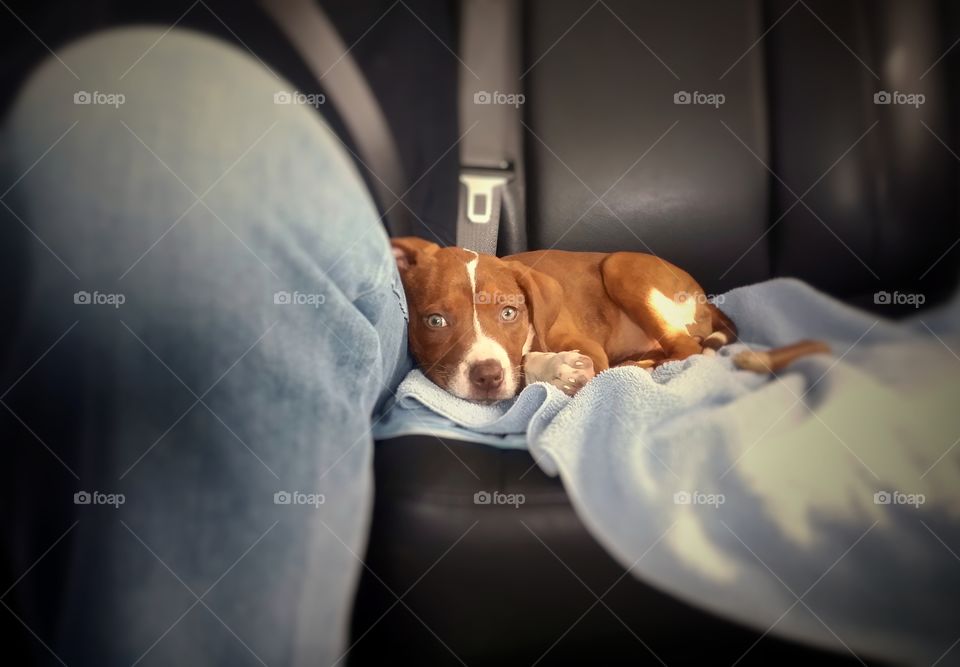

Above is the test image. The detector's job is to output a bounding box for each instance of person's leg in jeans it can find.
[1,27,408,665]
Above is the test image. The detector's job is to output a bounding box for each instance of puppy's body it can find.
[507,249,734,370]
[392,237,827,402]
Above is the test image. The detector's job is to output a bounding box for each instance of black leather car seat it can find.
[1,1,955,664]
[353,1,958,665]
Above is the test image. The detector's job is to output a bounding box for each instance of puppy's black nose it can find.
[469,359,504,389]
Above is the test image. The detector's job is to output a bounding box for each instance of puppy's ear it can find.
[391,236,440,272]
[506,261,563,352]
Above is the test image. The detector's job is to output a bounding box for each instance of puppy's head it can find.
[392,237,561,402]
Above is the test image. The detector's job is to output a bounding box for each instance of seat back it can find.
[522,0,959,300]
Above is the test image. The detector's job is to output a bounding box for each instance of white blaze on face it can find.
[522,324,535,356]
[448,252,517,399]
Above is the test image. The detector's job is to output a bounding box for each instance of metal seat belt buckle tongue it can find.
[461,168,512,225]
[458,166,512,254]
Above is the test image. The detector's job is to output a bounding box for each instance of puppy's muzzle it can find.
[468,359,504,391]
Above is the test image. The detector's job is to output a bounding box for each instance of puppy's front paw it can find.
[525,351,595,396]
[552,352,595,396]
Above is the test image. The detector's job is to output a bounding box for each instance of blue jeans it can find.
[1,27,409,665]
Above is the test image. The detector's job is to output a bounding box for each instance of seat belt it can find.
[259,0,411,237]
[456,0,525,255]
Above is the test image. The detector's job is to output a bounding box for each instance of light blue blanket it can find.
[373,278,960,666]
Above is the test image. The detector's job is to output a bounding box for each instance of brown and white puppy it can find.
[392,236,828,402]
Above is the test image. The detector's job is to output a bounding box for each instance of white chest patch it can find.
[448,252,517,399]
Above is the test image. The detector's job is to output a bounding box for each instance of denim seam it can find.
[352,273,408,323]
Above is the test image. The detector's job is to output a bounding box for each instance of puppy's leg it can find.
[702,303,738,353]
[524,351,596,396]
[613,298,705,367]
[615,349,666,371]
[600,253,711,366]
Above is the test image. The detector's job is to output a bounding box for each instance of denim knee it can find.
[2,27,395,314]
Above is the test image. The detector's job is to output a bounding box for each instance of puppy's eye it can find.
[425,314,448,328]
[500,306,519,322]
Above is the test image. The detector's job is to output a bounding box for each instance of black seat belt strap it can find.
[260,0,411,237]
[457,0,525,255]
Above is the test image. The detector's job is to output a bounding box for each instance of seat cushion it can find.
[351,435,885,665]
